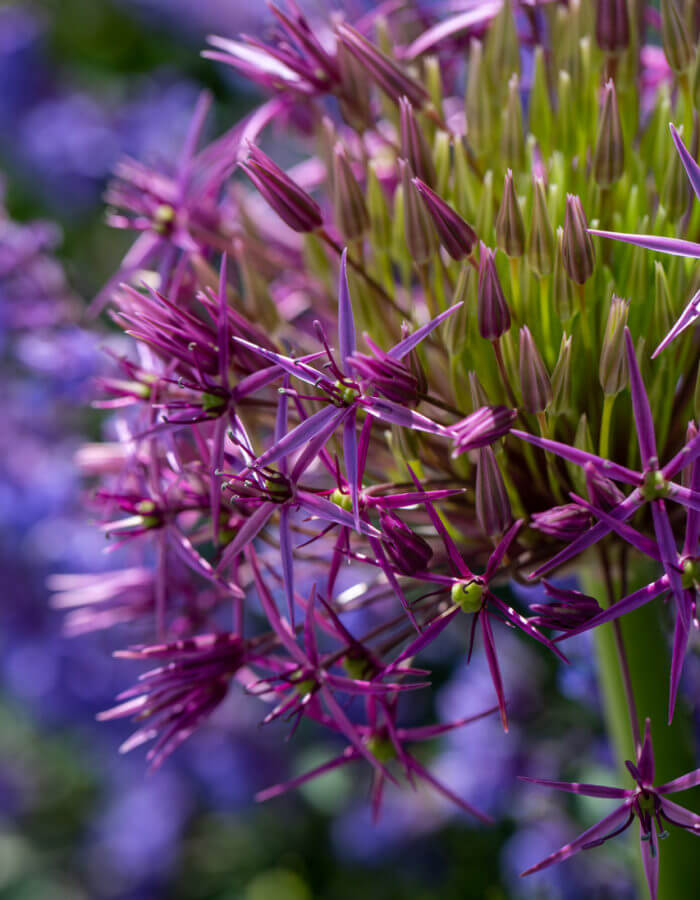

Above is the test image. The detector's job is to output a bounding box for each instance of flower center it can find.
[642,469,669,500]
[452,579,485,614]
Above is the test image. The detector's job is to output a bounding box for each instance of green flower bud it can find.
[465,39,491,153]
[519,326,552,413]
[451,579,485,613]
[476,446,512,537]
[562,194,595,284]
[501,74,525,169]
[593,79,624,188]
[400,158,437,265]
[400,96,437,188]
[662,126,691,221]
[549,334,573,416]
[661,0,694,74]
[653,262,673,341]
[333,144,369,240]
[528,177,555,278]
[496,169,526,258]
[367,161,392,250]
[599,295,629,395]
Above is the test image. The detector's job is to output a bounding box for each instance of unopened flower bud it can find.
[528,177,555,278]
[562,194,595,284]
[599,295,629,395]
[413,178,477,261]
[241,145,322,233]
[332,144,369,240]
[553,226,574,318]
[585,462,625,510]
[400,96,437,188]
[595,0,630,54]
[465,40,490,152]
[519,326,551,413]
[653,262,673,340]
[478,243,511,339]
[476,446,512,537]
[531,504,591,540]
[663,127,691,221]
[380,510,433,575]
[400,159,437,265]
[337,40,373,132]
[661,0,694,74]
[496,169,525,258]
[450,405,517,457]
[593,80,624,188]
[336,23,429,108]
[501,74,525,168]
[366,162,392,250]
[549,334,573,415]
[529,582,602,632]
[349,352,419,406]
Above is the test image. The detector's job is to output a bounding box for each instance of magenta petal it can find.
[343,408,360,529]
[667,613,690,724]
[337,248,356,367]
[387,301,463,360]
[401,2,501,59]
[364,396,448,436]
[650,500,687,628]
[279,506,295,628]
[217,502,276,573]
[298,492,380,538]
[511,430,642,486]
[640,820,659,900]
[257,405,345,469]
[517,776,632,799]
[406,464,471,578]
[652,288,700,358]
[588,229,700,259]
[658,768,700,795]
[624,328,658,469]
[388,607,460,671]
[570,493,662,561]
[484,519,523,581]
[397,706,499,742]
[407,754,493,824]
[232,336,328,388]
[637,719,655,784]
[256,748,357,802]
[659,797,700,832]
[520,802,633,876]
[670,123,700,202]
[481,613,508,732]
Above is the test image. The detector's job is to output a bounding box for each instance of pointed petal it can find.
[640,820,659,900]
[520,802,633,876]
[484,519,523,581]
[279,506,295,628]
[364,397,448,436]
[388,302,463,360]
[343,408,360,530]
[650,500,687,629]
[652,288,700,357]
[570,494,663,561]
[624,328,658,468]
[407,754,493,824]
[481,613,508,732]
[275,375,290,475]
[257,405,345,469]
[658,768,700,795]
[517,776,632,799]
[387,607,460,672]
[659,797,700,832]
[667,613,690,724]
[670,123,700,202]
[217,502,276,573]
[637,719,655,784]
[588,229,700,259]
[256,748,357,802]
[232,336,329,388]
[406,464,471,577]
[511,430,642,486]
[337,248,356,368]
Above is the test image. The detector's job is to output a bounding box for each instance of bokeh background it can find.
[1,3,693,898]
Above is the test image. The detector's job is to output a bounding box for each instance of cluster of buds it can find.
[61,3,700,896]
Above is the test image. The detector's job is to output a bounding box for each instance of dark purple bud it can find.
[495,169,525,258]
[531,504,591,540]
[593,80,624,188]
[519,326,551,414]
[562,194,595,284]
[241,145,323,233]
[478,243,511,340]
[336,23,429,109]
[413,178,477,261]
[450,405,517,457]
[349,352,420,406]
[380,510,433,575]
[529,582,603,632]
[476,446,512,537]
[337,40,373,132]
[595,0,630,54]
[584,462,625,510]
[400,96,437,188]
[661,0,694,74]
[333,143,369,240]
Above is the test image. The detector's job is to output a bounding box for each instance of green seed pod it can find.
[599,295,629,395]
[528,177,555,278]
[593,79,625,188]
[496,168,526,258]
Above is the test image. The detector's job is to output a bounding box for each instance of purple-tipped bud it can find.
[593,80,624,188]
[562,194,595,284]
[349,352,420,406]
[380,510,433,575]
[413,178,477,261]
[400,96,437,188]
[528,177,555,278]
[495,169,526,258]
[661,0,694,74]
[400,159,437,265]
[584,462,625,510]
[595,0,630,54]
[336,23,429,108]
[476,446,512,537]
[241,145,322,233]
[519,326,551,414]
[478,243,511,340]
[599,295,629,395]
[531,504,591,540]
[337,40,373,132]
[529,582,602,632]
[332,143,369,240]
[450,405,517,457]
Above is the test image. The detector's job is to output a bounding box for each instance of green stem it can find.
[599,392,615,459]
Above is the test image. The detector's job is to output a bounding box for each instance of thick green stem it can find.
[584,565,698,900]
